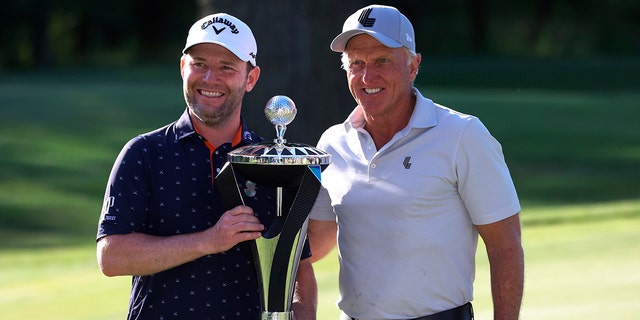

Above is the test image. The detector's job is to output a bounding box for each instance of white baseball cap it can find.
[183,13,257,66]
[330,5,415,53]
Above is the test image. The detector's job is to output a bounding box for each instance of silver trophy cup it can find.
[216,96,330,319]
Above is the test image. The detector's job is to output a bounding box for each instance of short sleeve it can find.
[456,118,521,225]
[97,136,151,240]
[309,186,336,221]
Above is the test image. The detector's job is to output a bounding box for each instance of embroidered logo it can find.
[212,25,226,34]
[358,8,376,27]
[201,17,240,34]
[244,180,257,197]
[403,156,412,169]
[100,196,116,220]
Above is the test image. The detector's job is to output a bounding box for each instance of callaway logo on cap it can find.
[330,5,415,52]
[183,13,257,66]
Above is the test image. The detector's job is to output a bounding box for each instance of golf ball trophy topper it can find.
[216,96,330,320]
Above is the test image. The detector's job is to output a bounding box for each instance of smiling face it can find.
[180,43,260,128]
[343,34,420,124]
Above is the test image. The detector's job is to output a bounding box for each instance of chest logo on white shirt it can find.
[403,156,412,169]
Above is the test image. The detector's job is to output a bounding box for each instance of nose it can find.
[203,69,215,82]
[361,65,378,84]
[203,69,212,81]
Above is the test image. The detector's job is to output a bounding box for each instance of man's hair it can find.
[340,47,418,70]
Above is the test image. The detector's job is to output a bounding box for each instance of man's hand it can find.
[199,205,264,254]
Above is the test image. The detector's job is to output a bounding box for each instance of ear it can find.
[245,66,261,92]
[410,53,421,82]
[179,55,186,79]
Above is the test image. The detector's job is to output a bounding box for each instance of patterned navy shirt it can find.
[97,109,310,320]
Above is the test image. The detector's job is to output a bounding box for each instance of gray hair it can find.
[340,47,418,70]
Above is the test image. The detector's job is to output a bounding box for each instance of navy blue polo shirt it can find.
[97,108,310,320]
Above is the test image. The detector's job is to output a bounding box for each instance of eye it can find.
[349,60,365,71]
[191,62,206,69]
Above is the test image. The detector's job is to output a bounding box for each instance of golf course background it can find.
[1,57,639,319]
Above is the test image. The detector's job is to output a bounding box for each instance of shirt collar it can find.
[175,108,197,140]
[174,108,263,146]
[408,87,438,129]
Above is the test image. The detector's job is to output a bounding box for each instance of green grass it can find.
[0,246,130,320]
[1,59,638,319]
[1,202,638,319]
[516,209,640,319]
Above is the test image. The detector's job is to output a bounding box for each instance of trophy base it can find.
[262,311,293,320]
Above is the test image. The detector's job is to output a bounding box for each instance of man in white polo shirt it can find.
[308,4,524,320]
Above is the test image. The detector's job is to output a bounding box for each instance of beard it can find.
[184,82,246,128]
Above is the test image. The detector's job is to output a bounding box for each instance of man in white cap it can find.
[308,4,524,320]
[97,13,317,319]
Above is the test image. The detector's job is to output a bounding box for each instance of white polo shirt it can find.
[310,88,520,319]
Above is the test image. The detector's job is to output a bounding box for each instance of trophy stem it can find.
[276,187,283,217]
[274,124,287,146]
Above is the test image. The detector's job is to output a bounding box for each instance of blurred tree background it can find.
[1,0,638,142]
[3,0,638,68]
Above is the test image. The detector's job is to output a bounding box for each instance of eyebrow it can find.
[349,53,390,62]
[186,54,207,62]
[189,55,237,66]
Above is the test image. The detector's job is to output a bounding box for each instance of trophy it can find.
[216,96,331,320]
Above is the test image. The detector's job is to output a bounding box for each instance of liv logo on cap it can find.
[358,8,376,27]
[330,5,415,53]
